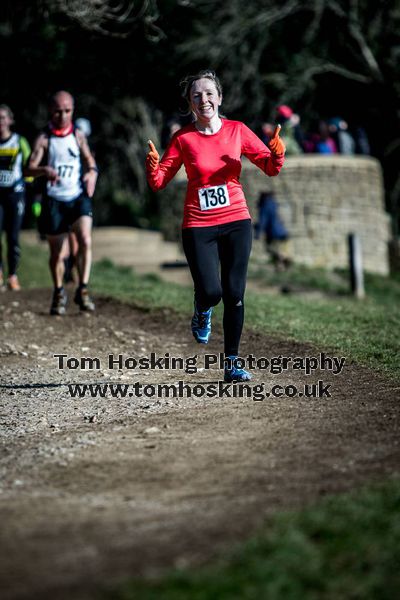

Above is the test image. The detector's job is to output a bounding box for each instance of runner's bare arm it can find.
[76,129,98,198]
[76,129,97,171]
[24,134,58,181]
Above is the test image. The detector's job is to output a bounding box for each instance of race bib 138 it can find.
[198,184,230,211]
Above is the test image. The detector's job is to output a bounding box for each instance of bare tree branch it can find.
[327,0,383,80]
[304,0,327,44]
[247,0,302,28]
[49,0,163,38]
[309,61,372,83]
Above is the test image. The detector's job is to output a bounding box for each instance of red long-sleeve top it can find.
[146,119,285,228]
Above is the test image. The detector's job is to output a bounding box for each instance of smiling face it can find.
[189,78,222,124]
[49,92,74,130]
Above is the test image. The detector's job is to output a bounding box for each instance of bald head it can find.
[49,91,74,129]
[50,90,74,109]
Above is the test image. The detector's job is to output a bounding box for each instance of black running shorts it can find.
[39,193,93,236]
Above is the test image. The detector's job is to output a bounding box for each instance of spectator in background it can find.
[269,113,370,156]
[259,121,274,145]
[161,114,182,149]
[260,105,304,155]
[0,104,31,291]
[314,120,338,154]
[327,117,355,155]
[255,190,291,271]
[353,126,371,155]
[275,105,303,155]
[75,118,92,138]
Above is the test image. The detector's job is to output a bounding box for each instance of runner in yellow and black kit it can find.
[26,91,98,315]
[0,105,31,291]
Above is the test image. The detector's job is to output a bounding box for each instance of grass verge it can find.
[110,478,400,600]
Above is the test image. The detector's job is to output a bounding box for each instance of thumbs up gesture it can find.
[146,139,160,171]
[268,125,286,156]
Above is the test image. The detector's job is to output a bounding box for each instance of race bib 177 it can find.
[198,184,230,211]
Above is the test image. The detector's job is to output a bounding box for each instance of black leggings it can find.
[182,219,252,356]
[0,189,25,276]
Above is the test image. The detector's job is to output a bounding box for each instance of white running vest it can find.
[47,131,83,201]
[0,133,24,189]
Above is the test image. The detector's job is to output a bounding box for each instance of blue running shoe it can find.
[224,367,252,383]
[191,303,212,344]
[224,355,252,383]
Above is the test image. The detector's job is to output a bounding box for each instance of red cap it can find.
[277,105,293,119]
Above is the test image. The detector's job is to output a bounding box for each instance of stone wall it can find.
[159,155,392,275]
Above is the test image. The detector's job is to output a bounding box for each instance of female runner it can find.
[146,70,285,382]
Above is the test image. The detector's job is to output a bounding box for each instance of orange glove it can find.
[268,124,286,156]
[146,139,160,171]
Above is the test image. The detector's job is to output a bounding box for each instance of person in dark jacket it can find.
[255,190,291,270]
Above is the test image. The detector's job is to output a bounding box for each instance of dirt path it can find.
[1,286,399,600]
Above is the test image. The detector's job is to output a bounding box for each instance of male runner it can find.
[26,91,98,315]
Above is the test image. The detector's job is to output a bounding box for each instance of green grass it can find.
[18,238,53,288]
[246,287,400,375]
[110,478,400,600]
[248,259,351,295]
[248,257,400,304]
[18,241,400,377]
